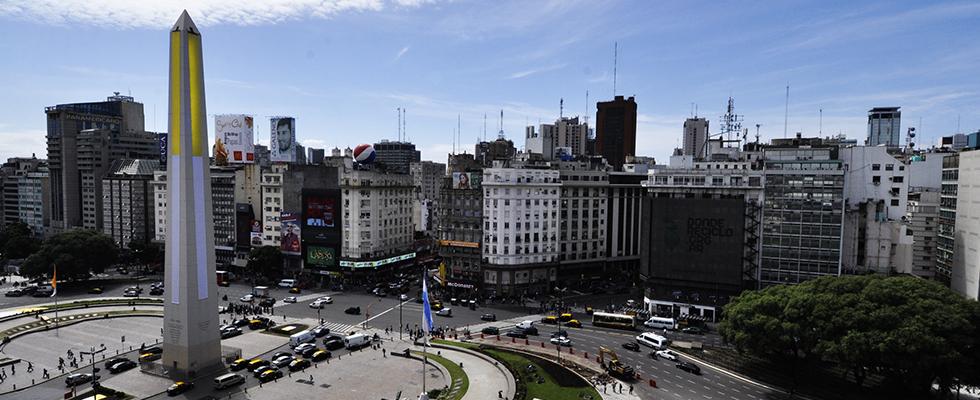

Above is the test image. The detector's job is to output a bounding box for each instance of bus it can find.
[592,312,637,330]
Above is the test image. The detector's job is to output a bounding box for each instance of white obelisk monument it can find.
[162,10,222,379]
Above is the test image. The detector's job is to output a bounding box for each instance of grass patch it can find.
[411,351,468,400]
[436,340,600,400]
[265,323,310,337]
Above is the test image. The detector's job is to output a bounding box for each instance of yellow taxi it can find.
[541,316,558,324]
[289,287,301,294]
[246,358,270,371]
[166,381,194,396]
[559,313,573,322]
[229,358,248,371]
[566,319,582,328]
[139,352,162,362]
[430,302,443,311]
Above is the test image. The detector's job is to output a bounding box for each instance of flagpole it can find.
[52,264,58,337]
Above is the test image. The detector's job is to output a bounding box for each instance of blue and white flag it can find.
[421,271,434,337]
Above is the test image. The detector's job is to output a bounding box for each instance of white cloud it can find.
[394,46,410,61]
[0,129,47,163]
[507,63,566,80]
[0,0,434,28]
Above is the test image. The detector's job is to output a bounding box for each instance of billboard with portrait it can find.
[270,117,296,163]
[216,114,255,163]
[280,212,301,255]
[451,172,482,190]
[250,220,263,247]
[306,245,337,267]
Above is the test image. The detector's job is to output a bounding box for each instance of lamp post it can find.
[80,345,106,392]
[555,286,567,365]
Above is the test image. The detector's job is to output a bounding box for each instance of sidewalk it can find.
[425,340,515,400]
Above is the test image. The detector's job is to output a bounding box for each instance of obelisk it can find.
[162,10,222,379]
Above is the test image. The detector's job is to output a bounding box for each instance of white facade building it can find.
[952,150,980,299]
[341,167,414,260]
[259,164,286,247]
[903,189,940,278]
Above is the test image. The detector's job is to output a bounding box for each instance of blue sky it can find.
[1,0,978,164]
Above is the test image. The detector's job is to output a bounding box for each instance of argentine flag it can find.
[421,271,434,338]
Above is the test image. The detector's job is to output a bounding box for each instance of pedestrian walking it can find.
[382,348,386,358]
[629,385,634,394]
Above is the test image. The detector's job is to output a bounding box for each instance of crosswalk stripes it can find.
[316,321,358,335]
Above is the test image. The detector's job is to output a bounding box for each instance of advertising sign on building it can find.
[304,194,336,228]
[306,245,337,266]
[250,220,263,247]
[280,212,301,255]
[270,117,296,163]
[451,172,482,190]
[215,114,255,163]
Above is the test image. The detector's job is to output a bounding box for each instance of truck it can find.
[344,334,371,350]
[251,286,270,298]
[598,346,635,380]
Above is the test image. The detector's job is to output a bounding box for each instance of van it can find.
[644,316,677,330]
[278,279,296,288]
[213,373,245,390]
[289,330,315,347]
[636,332,669,350]
[344,333,371,350]
[516,320,534,330]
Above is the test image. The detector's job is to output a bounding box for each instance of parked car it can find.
[271,355,293,368]
[4,289,24,297]
[550,337,572,347]
[231,318,250,328]
[283,296,298,303]
[288,358,311,371]
[480,313,497,322]
[245,358,270,371]
[655,350,678,361]
[167,381,195,396]
[293,343,317,354]
[252,365,274,378]
[682,326,706,335]
[309,298,332,309]
[676,361,701,375]
[221,327,243,339]
[229,358,249,371]
[249,318,273,330]
[311,350,331,361]
[344,306,361,315]
[481,326,500,335]
[139,352,162,362]
[299,346,320,358]
[108,359,136,373]
[622,342,640,352]
[258,368,283,382]
[312,325,331,337]
[323,337,344,350]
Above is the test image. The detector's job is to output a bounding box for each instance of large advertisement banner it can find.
[270,117,296,163]
[451,172,482,190]
[250,220,263,247]
[215,114,255,163]
[306,245,337,266]
[304,195,336,228]
[280,212,301,255]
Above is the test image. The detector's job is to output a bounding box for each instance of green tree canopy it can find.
[20,229,119,279]
[0,222,39,260]
[720,275,980,396]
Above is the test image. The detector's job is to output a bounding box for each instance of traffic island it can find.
[410,351,468,400]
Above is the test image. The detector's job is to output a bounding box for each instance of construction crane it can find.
[598,346,635,380]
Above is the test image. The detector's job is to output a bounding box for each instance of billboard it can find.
[304,194,336,228]
[302,189,342,245]
[451,172,482,190]
[280,212,301,255]
[270,117,296,163]
[234,203,255,251]
[306,245,337,266]
[215,114,255,163]
[643,197,745,292]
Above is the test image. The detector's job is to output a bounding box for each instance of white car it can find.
[283,296,298,303]
[293,343,316,353]
[239,294,254,303]
[309,297,332,309]
[399,294,409,301]
[436,308,452,317]
[516,320,534,330]
[655,350,678,361]
[550,337,572,347]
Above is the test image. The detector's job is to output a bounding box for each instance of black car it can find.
[259,298,276,307]
[273,351,292,360]
[4,289,24,297]
[141,346,163,355]
[551,330,569,339]
[312,326,330,337]
[108,359,137,373]
[622,342,640,352]
[481,313,497,322]
[149,287,164,296]
[345,306,361,315]
[288,359,311,371]
[21,286,39,295]
[32,287,54,297]
[505,331,527,339]
[682,326,706,335]
[299,346,320,358]
[232,318,250,328]
[676,361,701,375]
[323,338,344,350]
[481,326,500,335]
[520,326,538,336]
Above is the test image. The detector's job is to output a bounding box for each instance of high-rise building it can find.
[410,161,446,234]
[556,160,608,284]
[438,156,483,289]
[338,161,415,272]
[0,157,48,236]
[526,117,589,160]
[102,159,158,249]
[937,154,960,285]
[153,167,238,268]
[475,138,516,167]
[760,135,845,286]
[525,125,555,160]
[374,140,420,174]
[682,118,709,159]
[45,94,158,234]
[867,107,901,147]
[952,150,980,299]
[307,147,325,165]
[595,96,637,171]
[904,189,940,279]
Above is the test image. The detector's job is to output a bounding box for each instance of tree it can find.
[20,230,119,279]
[246,246,283,281]
[127,240,162,269]
[0,222,38,260]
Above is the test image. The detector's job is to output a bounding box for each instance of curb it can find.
[430,342,517,399]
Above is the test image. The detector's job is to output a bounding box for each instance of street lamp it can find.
[555,286,567,365]
[80,345,106,392]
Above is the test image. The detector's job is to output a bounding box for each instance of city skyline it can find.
[1,0,979,164]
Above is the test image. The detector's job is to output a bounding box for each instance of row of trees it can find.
[720,275,980,398]
[0,222,40,261]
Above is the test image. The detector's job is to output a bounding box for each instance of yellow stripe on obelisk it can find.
[188,33,205,157]
[169,30,181,156]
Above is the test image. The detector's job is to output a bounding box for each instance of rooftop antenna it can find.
[397,107,402,141]
[452,127,456,155]
[560,98,564,119]
[783,85,790,139]
[498,109,505,139]
[957,114,961,134]
[755,124,761,144]
[695,104,698,118]
[457,114,461,153]
[585,90,590,125]
[483,113,487,142]
[719,97,743,143]
[613,42,618,96]
[403,108,407,142]
[819,108,823,136]
[690,103,694,118]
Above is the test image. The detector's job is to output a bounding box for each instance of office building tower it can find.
[937,154,959,285]
[0,157,49,236]
[373,140,420,174]
[438,161,484,289]
[760,135,845,286]
[556,160,608,282]
[102,159,158,249]
[867,107,901,147]
[410,161,446,234]
[952,150,980,299]
[475,138,516,167]
[682,118,709,159]
[153,167,238,268]
[595,96,637,171]
[45,93,158,234]
[525,125,555,160]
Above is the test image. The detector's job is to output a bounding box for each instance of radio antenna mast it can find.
[613,42,618,96]
[783,85,790,138]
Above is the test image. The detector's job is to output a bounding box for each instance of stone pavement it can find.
[426,340,516,400]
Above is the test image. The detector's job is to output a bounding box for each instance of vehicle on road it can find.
[283,296,298,303]
[516,320,535,330]
[505,331,527,339]
[149,287,164,296]
[309,297,332,308]
[213,373,245,390]
[592,312,637,330]
[88,287,103,294]
[289,287,301,294]
[249,317,273,330]
[123,289,139,297]
[399,294,409,301]
[541,316,558,324]
[559,313,573,322]
[272,351,292,359]
[4,289,24,297]
[566,319,582,328]
[259,368,283,382]
[644,316,676,330]
[271,355,293,368]
[229,358,248,371]
[598,347,635,380]
[288,358,311,371]
[311,350,331,361]
[585,306,594,314]
[481,313,497,322]
[481,326,500,335]
[246,358,270,371]
[216,270,230,287]
[436,307,452,317]
[220,327,243,339]
[239,294,254,303]
[551,330,569,338]
[621,342,640,352]
[252,365,274,378]
[167,381,194,396]
[682,326,707,335]
[33,286,54,297]
[676,361,701,375]
[251,286,270,298]
[519,326,538,336]
[311,325,330,337]
[655,350,678,361]
[290,331,316,347]
[636,332,669,350]
[65,373,96,387]
[232,318,250,328]
[323,337,344,350]
[139,352,162,362]
[550,337,572,346]
[344,333,371,350]
[258,298,276,307]
[108,359,136,373]
[278,279,296,288]
[344,306,361,315]
[299,346,320,358]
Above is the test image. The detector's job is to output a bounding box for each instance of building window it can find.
[872,164,880,171]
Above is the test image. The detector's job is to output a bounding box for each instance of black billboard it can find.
[302,189,342,267]
[234,203,255,251]
[643,197,745,293]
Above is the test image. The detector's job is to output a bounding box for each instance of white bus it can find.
[644,316,677,330]
[592,312,636,330]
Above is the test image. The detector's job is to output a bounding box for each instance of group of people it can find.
[225,301,270,316]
